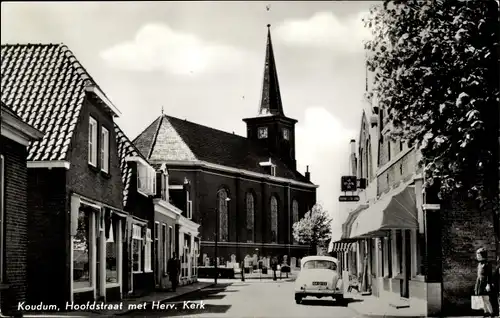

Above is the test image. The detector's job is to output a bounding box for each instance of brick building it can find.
[1,43,131,306]
[116,125,200,294]
[0,102,44,316]
[331,78,497,316]
[132,25,317,265]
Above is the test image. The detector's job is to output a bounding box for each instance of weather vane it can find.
[161,106,164,115]
[266,4,270,11]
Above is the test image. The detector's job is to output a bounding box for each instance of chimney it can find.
[305,165,310,181]
[350,139,356,155]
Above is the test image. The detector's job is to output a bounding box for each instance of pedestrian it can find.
[492,255,500,317]
[475,248,494,317]
[271,256,278,281]
[167,252,181,292]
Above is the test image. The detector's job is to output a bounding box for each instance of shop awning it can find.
[330,242,355,252]
[350,184,418,238]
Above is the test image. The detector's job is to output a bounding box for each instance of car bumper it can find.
[295,289,343,296]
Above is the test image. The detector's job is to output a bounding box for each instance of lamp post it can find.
[214,190,230,285]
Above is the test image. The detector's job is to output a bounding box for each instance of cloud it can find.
[295,107,356,225]
[100,23,254,76]
[274,11,370,52]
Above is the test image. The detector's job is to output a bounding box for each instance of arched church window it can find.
[218,189,229,242]
[270,196,278,243]
[246,193,255,242]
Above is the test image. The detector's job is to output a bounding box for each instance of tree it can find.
[292,204,332,255]
[363,0,499,226]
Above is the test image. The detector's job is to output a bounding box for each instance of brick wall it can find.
[168,167,316,261]
[67,98,123,209]
[440,190,496,316]
[27,168,68,306]
[1,137,29,315]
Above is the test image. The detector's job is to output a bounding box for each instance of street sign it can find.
[341,176,357,192]
[339,195,360,202]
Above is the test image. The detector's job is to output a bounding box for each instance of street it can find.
[125,280,360,317]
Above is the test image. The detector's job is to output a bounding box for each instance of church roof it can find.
[258,24,284,117]
[132,114,312,184]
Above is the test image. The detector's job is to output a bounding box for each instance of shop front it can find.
[177,217,200,286]
[348,181,425,309]
[70,194,127,303]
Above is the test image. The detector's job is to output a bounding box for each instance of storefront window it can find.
[396,230,403,274]
[74,210,91,289]
[106,221,118,284]
[154,222,159,284]
[132,225,143,273]
[417,233,426,276]
[162,224,168,275]
[145,228,152,272]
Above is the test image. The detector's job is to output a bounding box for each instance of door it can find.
[96,234,102,299]
[400,230,411,298]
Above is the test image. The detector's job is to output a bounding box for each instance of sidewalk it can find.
[23,281,213,317]
[346,292,483,318]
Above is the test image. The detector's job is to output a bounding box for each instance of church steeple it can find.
[259,24,284,117]
[243,24,298,171]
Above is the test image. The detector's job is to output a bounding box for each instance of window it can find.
[359,149,364,178]
[168,226,173,259]
[73,209,91,289]
[193,240,199,277]
[417,233,426,276]
[0,155,3,284]
[145,228,152,272]
[187,199,193,219]
[162,224,168,275]
[88,116,98,166]
[137,164,156,195]
[246,193,255,242]
[161,172,169,202]
[283,128,289,140]
[132,225,143,273]
[258,127,268,139]
[106,220,118,284]
[303,260,337,270]
[396,230,403,275]
[367,139,373,180]
[217,189,229,242]
[387,237,393,277]
[270,196,278,243]
[365,140,369,179]
[387,140,392,161]
[270,165,277,177]
[101,127,109,173]
[292,200,299,244]
[154,222,160,284]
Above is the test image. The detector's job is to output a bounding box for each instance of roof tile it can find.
[1,43,99,162]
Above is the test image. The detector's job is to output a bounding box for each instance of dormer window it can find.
[259,158,276,176]
[137,164,156,196]
[270,165,277,177]
[258,127,268,139]
[283,128,289,140]
[126,156,157,197]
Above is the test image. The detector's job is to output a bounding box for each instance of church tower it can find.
[243,24,298,170]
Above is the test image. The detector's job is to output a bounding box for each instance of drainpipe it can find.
[287,184,291,261]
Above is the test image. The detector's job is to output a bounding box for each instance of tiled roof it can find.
[115,123,148,207]
[1,43,105,162]
[133,115,311,184]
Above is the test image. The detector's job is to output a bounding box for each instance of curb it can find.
[114,283,215,316]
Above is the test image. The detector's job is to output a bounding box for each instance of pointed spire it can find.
[258,24,285,117]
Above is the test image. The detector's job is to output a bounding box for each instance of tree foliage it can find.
[292,204,332,252]
[364,0,500,203]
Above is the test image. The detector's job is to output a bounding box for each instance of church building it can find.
[132,25,317,264]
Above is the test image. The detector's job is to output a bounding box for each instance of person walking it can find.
[167,252,181,292]
[475,248,495,317]
[271,257,278,281]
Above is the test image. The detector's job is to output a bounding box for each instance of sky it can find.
[1,1,376,234]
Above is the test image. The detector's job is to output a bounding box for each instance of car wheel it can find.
[336,295,345,306]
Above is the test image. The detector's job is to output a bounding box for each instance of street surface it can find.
[125,280,361,317]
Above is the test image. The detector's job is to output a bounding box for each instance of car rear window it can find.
[303,260,337,270]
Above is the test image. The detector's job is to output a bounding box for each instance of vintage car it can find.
[294,255,344,304]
